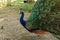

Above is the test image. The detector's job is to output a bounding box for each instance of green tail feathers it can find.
[26,0,60,39]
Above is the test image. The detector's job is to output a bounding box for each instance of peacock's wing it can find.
[26,0,60,37]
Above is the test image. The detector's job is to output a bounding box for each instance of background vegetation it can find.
[11,0,34,12]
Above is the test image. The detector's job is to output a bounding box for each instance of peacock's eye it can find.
[44,7,51,13]
[41,13,46,17]
[55,12,58,14]
[48,16,54,22]
[44,1,49,6]
[54,11,60,16]
[50,1,56,7]
[39,16,41,19]
[39,6,44,11]
[39,3,43,7]
[38,0,44,2]
[33,3,38,9]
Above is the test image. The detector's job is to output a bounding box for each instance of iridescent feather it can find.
[25,0,60,38]
[20,0,60,39]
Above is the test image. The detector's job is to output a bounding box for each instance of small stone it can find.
[1,26,3,29]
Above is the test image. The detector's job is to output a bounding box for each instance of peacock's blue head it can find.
[20,11,24,14]
[20,8,23,14]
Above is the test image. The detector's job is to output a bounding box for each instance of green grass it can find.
[18,0,23,2]
[20,3,34,12]
[11,3,34,12]
[11,0,34,12]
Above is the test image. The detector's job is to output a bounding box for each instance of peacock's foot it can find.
[32,30,47,34]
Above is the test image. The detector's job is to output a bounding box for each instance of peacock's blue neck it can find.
[20,12,37,32]
[20,12,33,32]
[20,12,26,27]
[20,12,31,31]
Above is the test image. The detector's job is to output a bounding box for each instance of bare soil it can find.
[0,7,58,40]
[0,7,30,40]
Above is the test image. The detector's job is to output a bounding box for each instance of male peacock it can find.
[20,0,60,38]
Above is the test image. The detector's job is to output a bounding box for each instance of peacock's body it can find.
[20,0,60,39]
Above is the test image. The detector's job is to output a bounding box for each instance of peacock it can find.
[20,0,60,39]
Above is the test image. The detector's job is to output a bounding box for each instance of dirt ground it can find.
[0,7,59,40]
[0,7,30,40]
